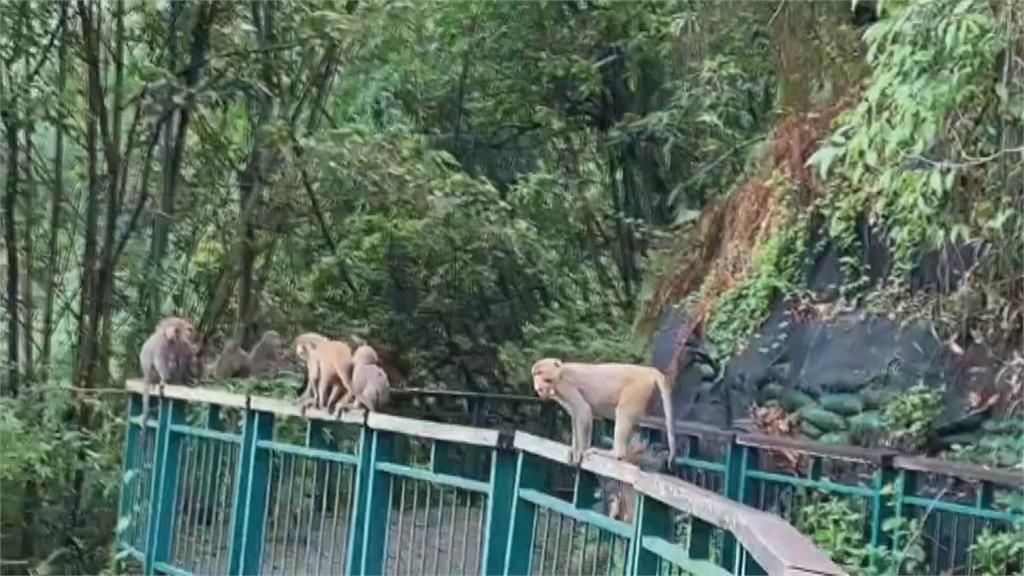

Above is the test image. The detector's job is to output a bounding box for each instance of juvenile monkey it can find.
[293,332,329,404]
[295,337,353,414]
[531,359,677,467]
[336,344,391,414]
[248,330,283,378]
[213,339,251,379]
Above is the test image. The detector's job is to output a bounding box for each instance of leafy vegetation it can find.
[1,0,1021,572]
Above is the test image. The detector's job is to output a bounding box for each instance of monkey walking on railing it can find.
[530,358,678,468]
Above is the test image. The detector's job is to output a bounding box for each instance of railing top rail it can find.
[513,431,845,576]
[124,379,1024,489]
[125,380,502,447]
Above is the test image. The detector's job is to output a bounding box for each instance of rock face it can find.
[648,242,1001,447]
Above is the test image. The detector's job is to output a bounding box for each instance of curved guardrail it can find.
[116,380,843,576]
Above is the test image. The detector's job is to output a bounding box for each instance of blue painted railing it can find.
[116,381,843,576]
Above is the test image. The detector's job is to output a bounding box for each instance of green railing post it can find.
[483,445,517,575]
[721,437,744,569]
[144,395,186,575]
[117,394,143,551]
[869,458,897,569]
[630,493,673,575]
[228,408,274,575]
[354,429,395,576]
[891,468,916,551]
[504,454,546,576]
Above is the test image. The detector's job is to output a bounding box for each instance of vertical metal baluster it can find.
[172,439,195,563]
[757,478,766,511]
[419,483,432,575]
[196,436,219,565]
[315,460,332,576]
[967,516,979,575]
[537,508,552,576]
[200,440,221,574]
[949,514,960,574]
[325,462,344,574]
[393,477,406,575]
[303,459,320,572]
[445,488,458,575]
[576,521,588,574]
[290,457,310,576]
[268,453,286,575]
[552,514,564,575]
[431,486,446,575]
[175,439,197,566]
[476,496,487,575]
[212,444,234,574]
[598,532,606,569]
[590,529,601,576]
[200,439,223,572]
[279,454,299,575]
[409,477,421,573]
[460,491,472,575]
[932,511,943,574]
[186,439,211,570]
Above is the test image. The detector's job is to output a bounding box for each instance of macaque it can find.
[531,359,677,467]
[248,330,283,378]
[295,338,353,414]
[213,339,251,379]
[293,332,329,403]
[211,330,283,379]
[139,317,200,419]
[335,344,391,414]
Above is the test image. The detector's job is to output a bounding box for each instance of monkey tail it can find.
[655,371,677,467]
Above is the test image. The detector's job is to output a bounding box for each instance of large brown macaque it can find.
[139,316,200,418]
[531,358,677,466]
[336,345,391,414]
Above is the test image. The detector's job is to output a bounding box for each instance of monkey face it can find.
[161,317,197,344]
[530,358,562,399]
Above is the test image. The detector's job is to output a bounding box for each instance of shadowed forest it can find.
[1,0,1022,574]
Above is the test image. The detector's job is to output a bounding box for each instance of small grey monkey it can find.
[336,344,391,415]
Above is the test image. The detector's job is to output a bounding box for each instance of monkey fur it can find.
[295,338,353,414]
[335,344,391,414]
[139,316,200,424]
[531,358,677,467]
[211,330,284,379]
[213,339,251,379]
[292,332,330,405]
[248,330,283,378]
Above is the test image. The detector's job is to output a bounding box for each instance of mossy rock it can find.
[819,432,851,445]
[849,411,885,434]
[783,390,817,412]
[799,406,848,432]
[821,393,865,416]
[801,420,824,439]
[862,387,897,409]
[761,383,785,401]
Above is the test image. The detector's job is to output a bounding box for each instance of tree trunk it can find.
[3,111,20,396]
[41,2,68,382]
[21,104,35,386]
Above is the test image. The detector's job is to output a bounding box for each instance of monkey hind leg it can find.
[612,406,642,461]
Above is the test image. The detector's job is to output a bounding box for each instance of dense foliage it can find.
[1,0,1020,573]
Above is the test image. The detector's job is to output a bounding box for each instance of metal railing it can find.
[364,389,1024,574]
[116,381,843,576]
